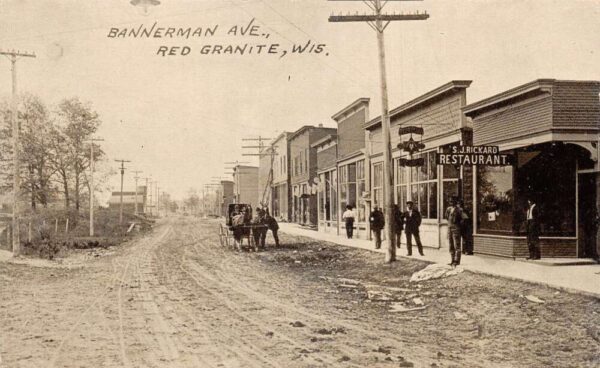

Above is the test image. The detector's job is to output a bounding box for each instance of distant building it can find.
[220,180,234,216]
[108,186,147,214]
[232,165,259,209]
[289,125,337,226]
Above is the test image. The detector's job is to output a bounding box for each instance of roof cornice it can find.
[332,97,370,121]
[462,79,556,118]
[364,80,472,130]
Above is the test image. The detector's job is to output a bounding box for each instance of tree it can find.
[55,98,103,211]
[0,94,56,210]
[184,188,200,215]
[19,94,55,209]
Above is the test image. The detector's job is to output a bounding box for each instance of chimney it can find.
[318,123,323,127]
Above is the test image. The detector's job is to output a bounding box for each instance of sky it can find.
[0,0,598,201]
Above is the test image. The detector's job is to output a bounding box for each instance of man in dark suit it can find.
[392,204,405,249]
[369,204,385,249]
[445,196,463,267]
[404,201,424,256]
[526,198,541,260]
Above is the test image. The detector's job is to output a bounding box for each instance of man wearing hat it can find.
[404,201,424,256]
[369,204,385,249]
[445,196,463,266]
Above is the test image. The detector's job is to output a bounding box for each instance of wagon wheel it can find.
[218,224,225,246]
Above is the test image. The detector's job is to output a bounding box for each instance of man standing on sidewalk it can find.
[445,197,463,266]
[392,204,405,249]
[526,198,541,260]
[369,204,385,249]
[342,205,356,239]
[404,201,424,256]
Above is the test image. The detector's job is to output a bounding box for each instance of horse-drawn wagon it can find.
[218,204,268,252]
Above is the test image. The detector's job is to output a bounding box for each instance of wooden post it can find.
[55,218,58,233]
[28,222,32,242]
[65,218,69,234]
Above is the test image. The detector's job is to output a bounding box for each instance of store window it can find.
[409,151,437,219]
[477,143,577,236]
[372,162,383,208]
[477,165,514,233]
[340,162,365,221]
[395,161,408,209]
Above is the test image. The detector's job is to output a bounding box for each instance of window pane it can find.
[325,172,331,221]
[477,166,514,233]
[429,182,438,219]
[348,183,357,209]
[428,152,437,180]
[443,180,459,210]
[419,154,428,181]
[411,184,418,209]
[357,160,365,180]
[397,185,407,208]
[340,183,347,211]
[419,183,427,218]
[444,163,460,179]
[348,163,357,183]
[331,171,338,220]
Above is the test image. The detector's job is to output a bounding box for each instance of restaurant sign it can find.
[435,145,514,166]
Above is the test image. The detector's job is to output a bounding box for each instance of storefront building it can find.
[232,165,259,209]
[333,98,371,239]
[220,180,234,217]
[464,79,600,258]
[289,125,337,226]
[314,135,338,233]
[365,80,473,248]
[270,132,291,221]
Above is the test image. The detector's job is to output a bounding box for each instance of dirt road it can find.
[1,217,599,367]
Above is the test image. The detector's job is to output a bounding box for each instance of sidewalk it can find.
[279,223,600,297]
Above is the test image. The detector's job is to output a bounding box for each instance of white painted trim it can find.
[474,233,577,240]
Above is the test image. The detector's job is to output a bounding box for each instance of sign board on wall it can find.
[435,145,514,166]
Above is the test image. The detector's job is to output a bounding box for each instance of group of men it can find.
[366,197,473,267]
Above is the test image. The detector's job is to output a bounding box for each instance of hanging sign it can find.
[397,125,426,166]
[436,145,514,166]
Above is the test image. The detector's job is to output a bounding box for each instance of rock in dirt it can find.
[367,290,393,301]
[399,361,415,367]
[374,346,391,354]
[410,264,463,282]
[290,321,305,327]
[265,331,274,337]
[453,311,468,320]
[338,356,351,362]
[412,297,424,306]
[525,295,545,304]
[389,302,427,313]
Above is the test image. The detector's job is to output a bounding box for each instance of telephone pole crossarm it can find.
[328,13,429,22]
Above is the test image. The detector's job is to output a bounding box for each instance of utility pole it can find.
[1,49,36,256]
[155,183,160,217]
[132,170,143,215]
[142,176,151,214]
[329,0,429,263]
[85,137,104,236]
[114,159,131,225]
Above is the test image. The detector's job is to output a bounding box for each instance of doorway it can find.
[578,173,598,258]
